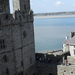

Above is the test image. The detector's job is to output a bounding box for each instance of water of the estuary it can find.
[34,15,75,53]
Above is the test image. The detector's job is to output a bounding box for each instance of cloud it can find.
[73,4,75,6]
[55,1,64,5]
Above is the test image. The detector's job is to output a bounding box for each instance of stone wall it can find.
[36,61,57,75]
[0,0,10,13]
[67,56,75,65]
[13,0,30,12]
[57,65,75,75]
[0,52,16,75]
[0,0,35,75]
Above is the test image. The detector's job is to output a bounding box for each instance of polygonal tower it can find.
[0,0,35,75]
[0,0,10,13]
[13,0,30,12]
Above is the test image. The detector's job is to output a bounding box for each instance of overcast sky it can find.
[30,0,75,14]
[10,0,75,14]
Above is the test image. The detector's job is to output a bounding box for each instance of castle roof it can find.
[63,36,75,45]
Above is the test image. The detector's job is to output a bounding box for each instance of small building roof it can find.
[63,36,75,45]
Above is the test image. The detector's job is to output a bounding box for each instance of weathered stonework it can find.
[36,61,57,75]
[0,0,35,75]
[57,65,75,75]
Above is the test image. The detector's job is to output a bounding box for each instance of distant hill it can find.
[34,11,75,16]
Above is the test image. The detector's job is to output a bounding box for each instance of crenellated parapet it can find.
[13,10,33,23]
[0,0,35,75]
[0,10,33,26]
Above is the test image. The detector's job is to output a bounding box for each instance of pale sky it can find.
[10,0,75,14]
[30,0,75,14]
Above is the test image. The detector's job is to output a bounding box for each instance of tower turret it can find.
[0,0,10,13]
[13,0,30,12]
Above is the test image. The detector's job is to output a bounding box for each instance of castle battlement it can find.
[0,0,35,75]
[0,10,33,26]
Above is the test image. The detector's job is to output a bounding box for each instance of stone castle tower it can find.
[0,0,35,75]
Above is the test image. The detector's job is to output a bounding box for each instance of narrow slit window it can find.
[0,20,1,25]
[19,16,21,22]
[0,39,6,50]
[24,5,26,11]
[21,71,23,75]
[21,61,23,66]
[3,55,7,62]
[5,14,8,19]
[27,15,28,22]
[6,68,9,75]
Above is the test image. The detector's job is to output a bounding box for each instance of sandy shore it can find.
[34,15,75,19]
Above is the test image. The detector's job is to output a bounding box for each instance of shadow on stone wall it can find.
[35,52,70,75]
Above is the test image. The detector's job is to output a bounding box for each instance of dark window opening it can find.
[5,14,8,19]
[0,39,6,49]
[0,20,1,25]
[18,71,23,75]
[6,68,9,75]
[18,73,20,75]
[3,55,7,62]
[24,5,26,11]
[27,15,28,22]
[21,61,23,66]
[21,71,23,75]
[64,56,67,60]
[71,72,73,73]
[19,16,21,22]
[33,73,35,75]
[49,73,53,75]
[64,70,66,72]
[23,31,27,38]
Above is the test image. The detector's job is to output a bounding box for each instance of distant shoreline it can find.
[34,15,75,19]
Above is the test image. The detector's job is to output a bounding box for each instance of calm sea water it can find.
[34,16,75,53]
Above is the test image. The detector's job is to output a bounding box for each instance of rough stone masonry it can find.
[0,0,35,75]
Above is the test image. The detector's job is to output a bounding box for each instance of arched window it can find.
[3,55,7,62]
